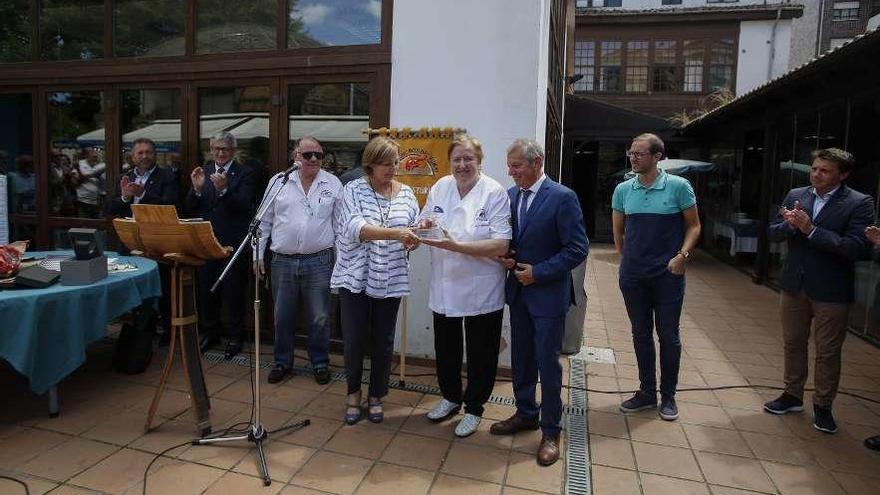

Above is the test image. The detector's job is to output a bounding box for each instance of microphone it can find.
[282,161,301,184]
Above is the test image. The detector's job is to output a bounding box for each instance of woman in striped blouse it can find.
[331,136,420,425]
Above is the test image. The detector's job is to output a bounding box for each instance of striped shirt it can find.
[330,177,419,298]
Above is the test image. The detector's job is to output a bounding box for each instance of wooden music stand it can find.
[113,204,231,436]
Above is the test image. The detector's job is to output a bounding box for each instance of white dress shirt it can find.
[255,168,342,258]
[422,174,512,316]
[517,173,547,213]
[123,165,155,204]
[811,185,839,220]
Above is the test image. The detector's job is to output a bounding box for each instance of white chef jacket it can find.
[255,168,342,258]
[422,174,512,317]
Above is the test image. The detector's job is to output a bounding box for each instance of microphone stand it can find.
[193,163,307,487]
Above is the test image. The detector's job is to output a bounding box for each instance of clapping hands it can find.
[866,226,880,247]
[120,176,144,200]
[780,200,814,235]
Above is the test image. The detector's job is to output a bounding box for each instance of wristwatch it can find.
[679,250,690,260]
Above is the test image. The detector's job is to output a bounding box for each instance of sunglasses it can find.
[301,151,324,160]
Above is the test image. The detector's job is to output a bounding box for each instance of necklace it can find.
[368,178,392,227]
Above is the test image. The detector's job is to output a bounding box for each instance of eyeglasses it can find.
[211,146,233,153]
[301,151,324,160]
[626,151,653,159]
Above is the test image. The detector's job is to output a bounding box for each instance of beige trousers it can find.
[780,290,850,408]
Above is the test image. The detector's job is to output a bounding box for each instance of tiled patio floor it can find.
[584,245,880,495]
[3,244,880,495]
[0,325,566,494]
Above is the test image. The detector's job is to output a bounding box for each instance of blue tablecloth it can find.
[0,252,161,394]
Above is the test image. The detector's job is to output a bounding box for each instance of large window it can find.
[599,41,622,93]
[576,35,734,95]
[709,39,735,91]
[832,2,860,21]
[0,0,31,63]
[121,88,182,177]
[288,0,382,48]
[40,0,104,60]
[683,40,704,93]
[115,0,186,57]
[625,41,648,93]
[288,82,370,177]
[1,94,35,222]
[652,40,678,92]
[196,0,276,54]
[47,91,106,220]
[574,40,595,92]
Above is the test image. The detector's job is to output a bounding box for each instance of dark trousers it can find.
[509,301,565,436]
[433,309,504,416]
[619,271,685,398]
[339,289,401,397]
[197,255,248,342]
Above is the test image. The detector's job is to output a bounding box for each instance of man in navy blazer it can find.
[763,148,873,434]
[185,132,258,359]
[105,138,179,218]
[489,138,589,466]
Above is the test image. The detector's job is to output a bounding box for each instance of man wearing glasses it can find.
[188,132,258,359]
[255,136,342,385]
[612,133,701,422]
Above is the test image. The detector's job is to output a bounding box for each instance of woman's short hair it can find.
[448,135,484,164]
[812,148,855,174]
[362,136,400,176]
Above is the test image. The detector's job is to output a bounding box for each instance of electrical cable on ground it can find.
[0,475,29,495]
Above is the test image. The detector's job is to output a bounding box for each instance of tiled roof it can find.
[685,27,880,128]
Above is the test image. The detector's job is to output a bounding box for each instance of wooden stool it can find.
[144,253,211,436]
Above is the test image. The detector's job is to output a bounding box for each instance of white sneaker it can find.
[426,399,460,422]
[455,414,481,437]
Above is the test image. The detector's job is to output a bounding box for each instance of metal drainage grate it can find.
[565,356,591,495]
[573,346,616,365]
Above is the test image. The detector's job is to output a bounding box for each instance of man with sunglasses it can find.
[612,133,701,422]
[255,136,343,385]
[187,132,258,359]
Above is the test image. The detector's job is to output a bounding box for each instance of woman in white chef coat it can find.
[418,135,512,438]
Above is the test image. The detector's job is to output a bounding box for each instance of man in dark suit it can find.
[489,138,589,466]
[185,132,258,359]
[763,148,873,434]
[106,137,180,342]
[105,138,179,218]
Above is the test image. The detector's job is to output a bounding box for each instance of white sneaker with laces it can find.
[455,414,481,437]
[426,398,460,422]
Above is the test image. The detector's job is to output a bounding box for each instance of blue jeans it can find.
[619,271,685,398]
[270,250,333,370]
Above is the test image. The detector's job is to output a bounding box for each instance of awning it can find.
[620,158,716,178]
[122,119,182,143]
[290,116,368,143]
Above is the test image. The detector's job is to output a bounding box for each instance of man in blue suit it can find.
[185,132,258,359]
[763,148,873,434]
[489,138,589,466]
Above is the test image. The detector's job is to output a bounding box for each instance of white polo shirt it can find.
[422,174,512,317]
[255,168,342,257]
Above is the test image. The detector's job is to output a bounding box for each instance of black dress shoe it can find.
[199,334,219,353]
[268,364,290,384]
[864,435,880,451]
[224,339,244,360]
[314,367,331,385]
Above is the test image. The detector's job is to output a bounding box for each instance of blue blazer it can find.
[105,166,179,218]
[184,160,258,247]
[769,184,874,303]
[505,178,590,317]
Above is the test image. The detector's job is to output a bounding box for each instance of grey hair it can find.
[210,131,237,149]
[294,135,323,150]
[506,138,545,163]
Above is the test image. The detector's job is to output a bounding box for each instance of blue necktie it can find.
[519,189,532,235]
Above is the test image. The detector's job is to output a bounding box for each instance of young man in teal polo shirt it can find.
[611,133,701,421]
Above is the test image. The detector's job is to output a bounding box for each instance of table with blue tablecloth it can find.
[0,251,161,413]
